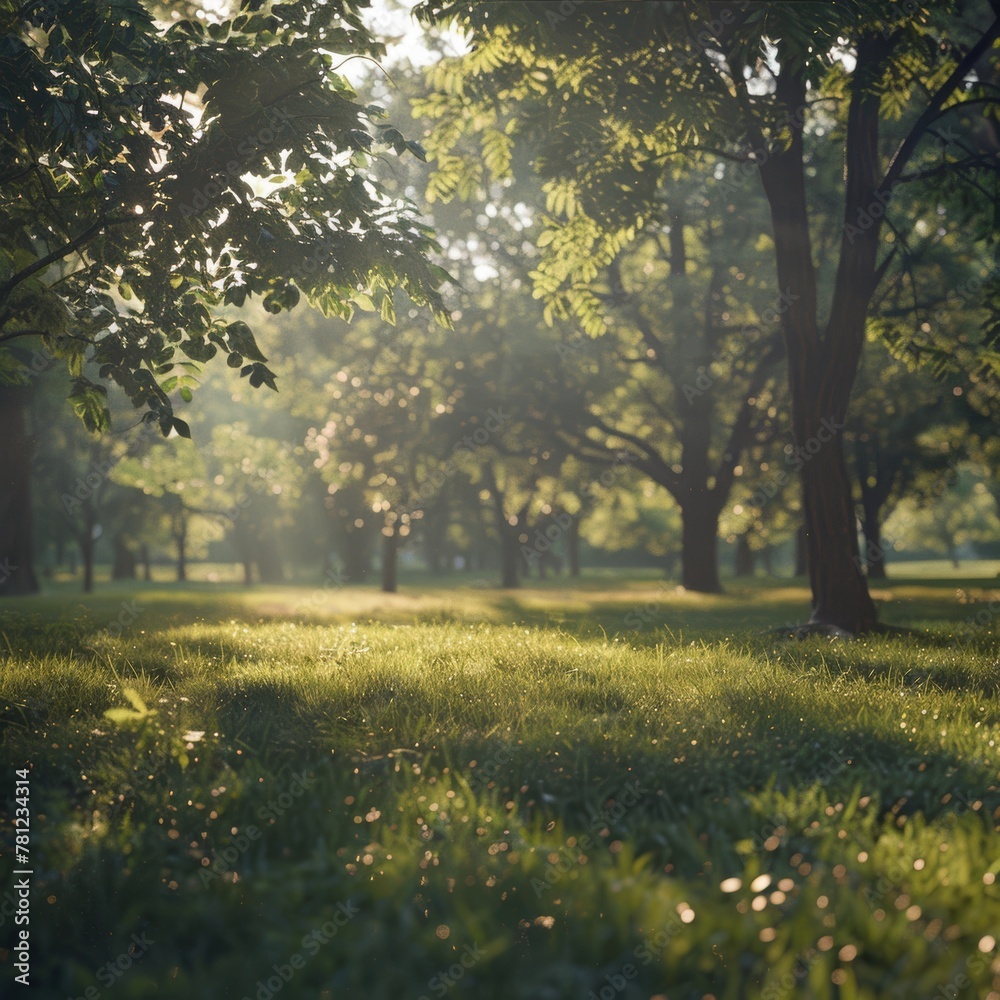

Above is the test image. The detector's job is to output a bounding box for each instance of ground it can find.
[1,568,998,999]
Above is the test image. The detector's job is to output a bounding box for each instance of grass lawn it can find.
[1,570,999,999]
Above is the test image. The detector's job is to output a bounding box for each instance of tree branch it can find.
[0,215,132,307]
[880,16,1000,195]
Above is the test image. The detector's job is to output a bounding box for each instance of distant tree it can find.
[884,463,1000,566]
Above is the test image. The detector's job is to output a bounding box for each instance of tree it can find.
[539,189,785,592]
[0,0,447,594]
[113,439,223,582]
[883,462,1000,566]
[416,0,1000,632]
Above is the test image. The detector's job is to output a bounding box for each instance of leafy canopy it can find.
[0,0,449,435]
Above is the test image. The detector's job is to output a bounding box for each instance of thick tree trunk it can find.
[112,535,137,581]
[735,533,754,577]
[794,523,808,577]
[254,534,284,584]
[797,418,877,629]
[679,502,721,593]
[500,528,520,589]
[422,510,448,573]
[860,503,887,579]
[756,56,883,632]
[567,517,581,577]
[0,387,38,596]
[342,529,370,583]
[381,530,398,593]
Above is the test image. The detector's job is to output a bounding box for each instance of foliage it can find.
[0,0,448,434]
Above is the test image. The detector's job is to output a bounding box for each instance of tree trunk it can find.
[794,523,808,577]
[500,528,520,589]
[679,502,721,593]
[422,510,448,573]
[762,545,773,575]
[756,56,882,632]
[112,535,137,581]
[0,387,38,596]
[140,543,152,582]
[796,423,877,628]
[381,529,398,593]
[242,559,254,586]
[175,519,187,582]
[735,532,755,577]
[254,534,284,584]
[860,502,887,579]
[567,517,581,577]
[342,529,370,583]
[79,502,96,593]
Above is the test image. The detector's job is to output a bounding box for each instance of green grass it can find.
[1,572,999,999]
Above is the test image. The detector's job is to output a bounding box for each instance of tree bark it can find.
[679,501,721,593]
[80,514,95,594]
[794,523,808,577]
[567,517,581,577]
[254,534,285,584]
[381,529,398,593]
[175,517,187,582]
[342,528,370,583]
[755,54,881,632]
[111,535,137,581]
[0,386,38,595]
[859,501,887,579]
[140,543,152,582]
[500,527,520,589]
[735,532,754,577]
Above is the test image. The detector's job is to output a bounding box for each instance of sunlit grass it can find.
[1,575,998,998]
